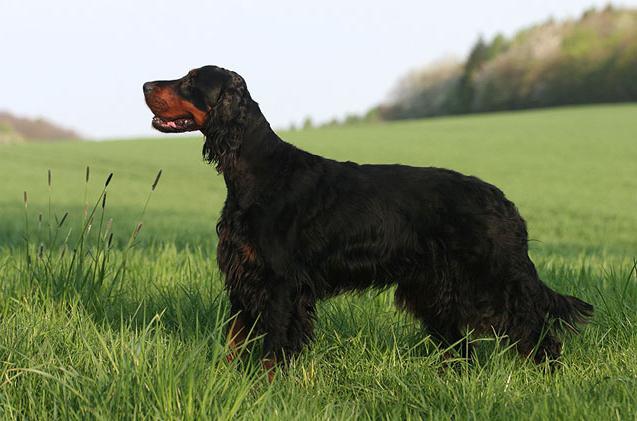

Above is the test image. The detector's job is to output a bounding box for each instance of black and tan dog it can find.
[143,66,592,379]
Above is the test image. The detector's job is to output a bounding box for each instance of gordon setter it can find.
[143,65,592,378]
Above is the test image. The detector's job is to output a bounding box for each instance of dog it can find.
[143,65,593,379]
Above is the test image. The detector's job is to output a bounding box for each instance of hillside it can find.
[0,111,80,142]
[378,6,637,120]
[0,122,24,144]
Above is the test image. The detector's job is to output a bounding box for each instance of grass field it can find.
[0,104,636,419]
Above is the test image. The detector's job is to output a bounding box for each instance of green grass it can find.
[0,104,636,419]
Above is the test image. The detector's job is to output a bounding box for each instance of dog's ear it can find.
[212,71,249,125]
[202,84,223,109]
[203,70,250,172]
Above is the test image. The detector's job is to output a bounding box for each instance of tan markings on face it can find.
[146,84,208,126]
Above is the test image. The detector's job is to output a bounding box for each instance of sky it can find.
[2,0,635,139]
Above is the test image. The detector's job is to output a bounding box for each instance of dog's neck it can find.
[203,100,298,208]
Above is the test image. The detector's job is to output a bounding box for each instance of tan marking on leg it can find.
[226,315,248,363]
[262,357,277,383]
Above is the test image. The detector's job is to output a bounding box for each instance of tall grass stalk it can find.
[20,169,164,308]
[47,169,52,245]
[83,165,90,221]
[110,169,163,295]
[23,191,30,266]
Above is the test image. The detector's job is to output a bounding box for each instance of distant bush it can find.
[378,7,637,120]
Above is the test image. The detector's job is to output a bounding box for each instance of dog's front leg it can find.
[259,286,296,382]
[286,294,316,355]
[225,300,254,363]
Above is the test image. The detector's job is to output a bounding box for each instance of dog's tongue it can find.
[166,121,178,128]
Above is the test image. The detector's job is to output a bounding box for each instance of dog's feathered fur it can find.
[144,65,593,369]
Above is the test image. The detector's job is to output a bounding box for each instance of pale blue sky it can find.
[2,0,634,139]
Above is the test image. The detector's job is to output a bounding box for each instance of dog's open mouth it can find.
[151,116,198,133]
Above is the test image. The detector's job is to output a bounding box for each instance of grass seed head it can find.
[58,211,69,228]
[152,169,163,191]
[132,222,143,240]
[105,173,113,187]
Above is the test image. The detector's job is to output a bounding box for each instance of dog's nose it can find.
[143,82,155,95]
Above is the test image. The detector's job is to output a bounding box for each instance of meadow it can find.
[0,104,636,419]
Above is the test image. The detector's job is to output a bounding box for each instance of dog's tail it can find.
[545,287,594,332]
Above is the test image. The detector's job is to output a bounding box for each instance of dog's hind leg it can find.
[394,283,473,359]
[506,315,563,364]
[497,264,569,364]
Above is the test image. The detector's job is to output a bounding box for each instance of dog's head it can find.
[143,65,248,133]
[144,65,252,170]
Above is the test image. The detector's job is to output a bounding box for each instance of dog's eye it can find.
[181,80,193,95]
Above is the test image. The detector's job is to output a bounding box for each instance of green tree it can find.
[455,36,489,112]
